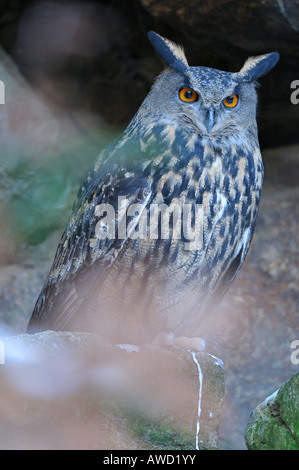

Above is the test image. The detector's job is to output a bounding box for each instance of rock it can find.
[262,144,299,188]
[0,264,48,334]
[245,372,299,450]
[0,331,225,450]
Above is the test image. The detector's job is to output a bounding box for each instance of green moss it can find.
[0,130,117,248]
[245,372,299,450]
[278,372,299,443]
[123,408,198,450]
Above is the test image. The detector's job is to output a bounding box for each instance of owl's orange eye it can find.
[179,87,199,102]
[223,94,239,108]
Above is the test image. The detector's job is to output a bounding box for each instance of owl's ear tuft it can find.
[238,52,279,82]
[148,31,188,74]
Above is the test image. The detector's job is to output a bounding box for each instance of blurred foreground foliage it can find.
[0,129,117,250]
[0,47,121,258]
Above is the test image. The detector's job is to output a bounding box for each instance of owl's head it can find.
[145,31,279,138]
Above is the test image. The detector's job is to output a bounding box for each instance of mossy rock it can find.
[245,372,299,450]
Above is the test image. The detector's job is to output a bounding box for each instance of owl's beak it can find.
[206,107,215,133]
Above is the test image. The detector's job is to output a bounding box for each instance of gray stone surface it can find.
[0,331,225,450]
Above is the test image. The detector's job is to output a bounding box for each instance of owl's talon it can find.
[173,335,206,351]
[152,332,175,347]
[153,333,219,354]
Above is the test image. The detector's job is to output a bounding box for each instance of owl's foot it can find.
[153,332,219,354]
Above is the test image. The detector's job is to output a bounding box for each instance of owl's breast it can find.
[150,131,263,223]
[134,132,264,289]
[84,127,264,341]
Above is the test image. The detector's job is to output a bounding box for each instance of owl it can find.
[27,32,279,346]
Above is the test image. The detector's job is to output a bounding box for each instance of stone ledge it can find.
[0,330,225,450]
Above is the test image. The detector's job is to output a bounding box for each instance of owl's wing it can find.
[207,206,257,306]
[27,133,153,332]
